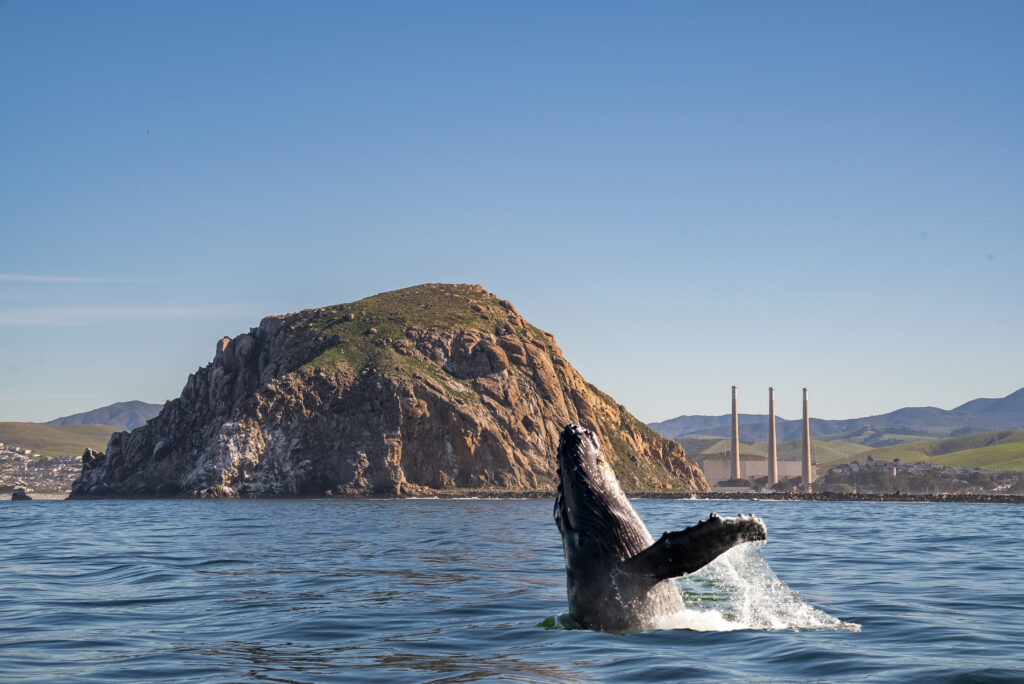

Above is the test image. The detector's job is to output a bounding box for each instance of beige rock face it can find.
[70,284,707,498]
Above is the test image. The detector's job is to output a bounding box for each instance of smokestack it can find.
[731,386,740,480]
[802,387,812,493]
[768,387,778,486]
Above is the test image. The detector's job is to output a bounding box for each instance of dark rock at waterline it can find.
[70,284,707,499]
[12,487,32,501]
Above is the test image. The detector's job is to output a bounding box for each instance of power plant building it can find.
[693,386,815,490]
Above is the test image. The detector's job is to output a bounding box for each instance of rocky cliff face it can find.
[71,284,707,498]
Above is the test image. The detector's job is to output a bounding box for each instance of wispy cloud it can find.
[0,274,158,284]
[0,306,231,326]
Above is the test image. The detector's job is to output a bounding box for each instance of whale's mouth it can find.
[555,425,623,491]
[555,425,603,478]
[554,426,601,522]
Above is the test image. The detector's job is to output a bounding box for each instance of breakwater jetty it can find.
[645,491,1024,504]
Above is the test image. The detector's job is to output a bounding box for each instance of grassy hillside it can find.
[831,426,943,447]
[677,437,731,456]
[682,438,768,460]
[861,431,1024,471]
[688,438,872,464]
[0,423,116,458]
[781,440,873,465]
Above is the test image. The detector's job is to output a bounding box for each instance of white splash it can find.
[655,542,860,632]
[651,606,747,632]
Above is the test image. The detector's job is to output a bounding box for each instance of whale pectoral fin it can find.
[620,513,767,583]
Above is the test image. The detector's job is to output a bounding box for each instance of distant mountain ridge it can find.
[650,388,1024,443]
[46,401,163,431]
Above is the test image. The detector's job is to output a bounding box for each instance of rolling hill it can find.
[0,423,116,459]
[858,430,1024,472]
[683,430,1024,473]
[683,438,872,465]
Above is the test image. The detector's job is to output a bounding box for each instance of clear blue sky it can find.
[1,1,1021,424]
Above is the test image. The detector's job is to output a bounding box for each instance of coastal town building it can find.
[0,442,80,496]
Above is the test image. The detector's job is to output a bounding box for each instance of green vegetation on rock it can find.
[299,283,524,408]
[304,284,509,370]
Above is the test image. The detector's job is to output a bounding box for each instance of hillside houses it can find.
[820,459,1024,495]
[0,442,80,495]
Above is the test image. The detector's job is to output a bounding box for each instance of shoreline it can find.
[18,490,1024,504]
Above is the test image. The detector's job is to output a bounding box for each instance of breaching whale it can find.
[554,424,767,633]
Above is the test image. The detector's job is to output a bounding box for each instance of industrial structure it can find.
[696,386,815,491]
[802,387,812,492]
[730,385,740,480]
[768,387,778,486]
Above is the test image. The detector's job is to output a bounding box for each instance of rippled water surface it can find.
[3,499,1022,682]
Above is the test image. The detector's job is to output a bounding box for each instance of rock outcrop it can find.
[70,284,707,498]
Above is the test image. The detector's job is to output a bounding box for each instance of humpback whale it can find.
[554,424,767,633]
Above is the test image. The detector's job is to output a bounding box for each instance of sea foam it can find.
[659,541,861,632]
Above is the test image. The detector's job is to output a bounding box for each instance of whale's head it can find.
[554,424,649,554]
[553,424,660,631]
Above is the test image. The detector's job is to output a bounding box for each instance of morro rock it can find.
[70,284,707,498]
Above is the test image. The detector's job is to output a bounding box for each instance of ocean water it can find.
[2,498,1021,683]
